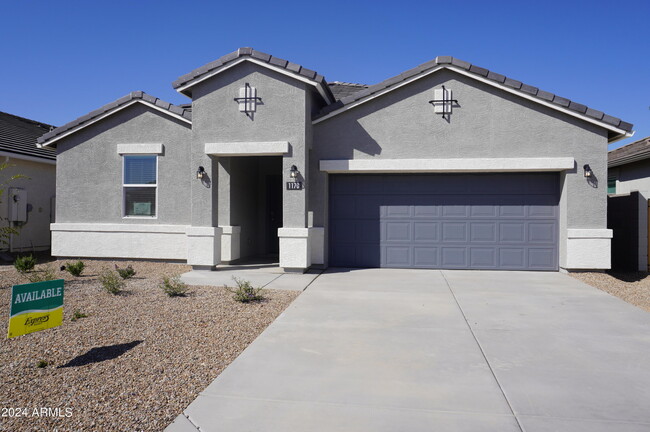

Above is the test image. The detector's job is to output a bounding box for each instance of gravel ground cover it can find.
[570,271,650,312]
[0,259,299,431]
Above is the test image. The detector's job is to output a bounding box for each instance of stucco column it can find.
[187,149,221,269]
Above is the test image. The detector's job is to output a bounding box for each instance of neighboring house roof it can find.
[328,82,369,101]
[608,136,650,168]
[0,111,56,161]
[314,56,634,142]
[172,47,336,104]
[38,91,192,147]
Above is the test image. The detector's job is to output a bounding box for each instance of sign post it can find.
[7,279,64,339]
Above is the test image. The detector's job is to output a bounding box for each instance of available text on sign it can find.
[7,279,64,338]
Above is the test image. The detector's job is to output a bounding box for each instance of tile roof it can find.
[316,56,633,137]
[172,47,336,102]
[0,111,56,160]
[38,91,191,146]
[608,136,650,167]
[328,82,369,101]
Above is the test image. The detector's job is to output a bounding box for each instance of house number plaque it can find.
[286,182,303,190]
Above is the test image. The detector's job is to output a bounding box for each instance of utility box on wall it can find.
[9,188,27,222]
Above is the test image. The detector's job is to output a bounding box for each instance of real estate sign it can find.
[7,279,64,338]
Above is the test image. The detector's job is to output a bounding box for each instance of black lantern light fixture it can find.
[289,165,300,181]
[583,164,593,178]
[196,166,206,179]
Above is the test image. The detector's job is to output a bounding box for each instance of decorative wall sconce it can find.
[289,165,300,181]
[583,164,593,178]
[196,166,206,179]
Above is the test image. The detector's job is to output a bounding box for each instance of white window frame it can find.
[122,154,158,219]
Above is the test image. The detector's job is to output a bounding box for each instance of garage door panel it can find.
[470,248,497,267]
[329,174,558,270]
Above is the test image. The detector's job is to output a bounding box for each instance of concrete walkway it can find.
[180,265,322,291]
[167,269,650,432]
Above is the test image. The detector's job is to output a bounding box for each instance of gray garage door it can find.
[329,173,559,270]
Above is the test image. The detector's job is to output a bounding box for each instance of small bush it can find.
[99,269,125,295]
[161,275,187,297]
[14,255,36,273]
[115,264,136,279]
[71,310,88,322]
[62,260,85,277]
[226,277,265,303]
[36,360,48,368]
[26,266,57,283]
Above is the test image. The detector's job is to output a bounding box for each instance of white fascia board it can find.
[319,158,575,173]
[39,100,192,148]
[175,57,334,105]
[313,65,632,139]
[0,151,56,165]
[117,143,164,155]
[608,149,650,168]
[205,141,289,156]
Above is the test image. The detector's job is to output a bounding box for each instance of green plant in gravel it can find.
[36,360,48,368]
[226,277,265,303]
[26,266,56,283]
[14,254,36,273]
[99,269,125,295]
[115,264,136,279]
[161,275,188,297]
[71,310,88,321]
[62,260,85,277]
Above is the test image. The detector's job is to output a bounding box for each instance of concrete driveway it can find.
[167,269,650,432]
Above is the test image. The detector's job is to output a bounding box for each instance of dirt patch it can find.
[570,271,650,312]
[0,259,298,431]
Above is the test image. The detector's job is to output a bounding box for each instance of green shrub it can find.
[26,266,56,283]
[14,255,36,273]
[62,260,85,277]
[36,360,48,368]
[115,264,136,279]
[161,275,187,297]
[98,269,125,295]
[71,310,88,322]
[226,277,265,303]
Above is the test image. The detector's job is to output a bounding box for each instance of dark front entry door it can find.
[329,173,559,270]
[266,175,282,254]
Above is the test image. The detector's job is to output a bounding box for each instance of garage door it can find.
[329,173,559,270]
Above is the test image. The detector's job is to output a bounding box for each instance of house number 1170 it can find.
[286,182,303,190]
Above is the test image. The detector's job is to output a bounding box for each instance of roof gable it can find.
[314,56,633,142]
[38,91,192,147]
[173,47,335,104]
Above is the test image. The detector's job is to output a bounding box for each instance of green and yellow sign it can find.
[7,279,64,338]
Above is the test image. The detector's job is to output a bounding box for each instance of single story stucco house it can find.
[37,48,633,272]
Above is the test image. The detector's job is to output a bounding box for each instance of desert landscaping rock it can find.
[571,271,650,312]
[0,259,298,431]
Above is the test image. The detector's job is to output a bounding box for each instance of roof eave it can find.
[174,56,335,105]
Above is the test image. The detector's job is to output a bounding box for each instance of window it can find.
[123,155,157,217]
[607,177,617,194]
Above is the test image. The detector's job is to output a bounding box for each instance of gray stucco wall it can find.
[55,103,192,224]
[190,61,311,229]
[311,69,609,231]
[611,160,650,196]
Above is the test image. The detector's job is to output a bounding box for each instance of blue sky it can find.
[1,0,647,149]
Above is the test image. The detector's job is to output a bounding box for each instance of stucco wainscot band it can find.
[50,223,188,260]
[278,228,317,271]
[186,226,222,268]
[565,229,614,270]
[219,225,241,263]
